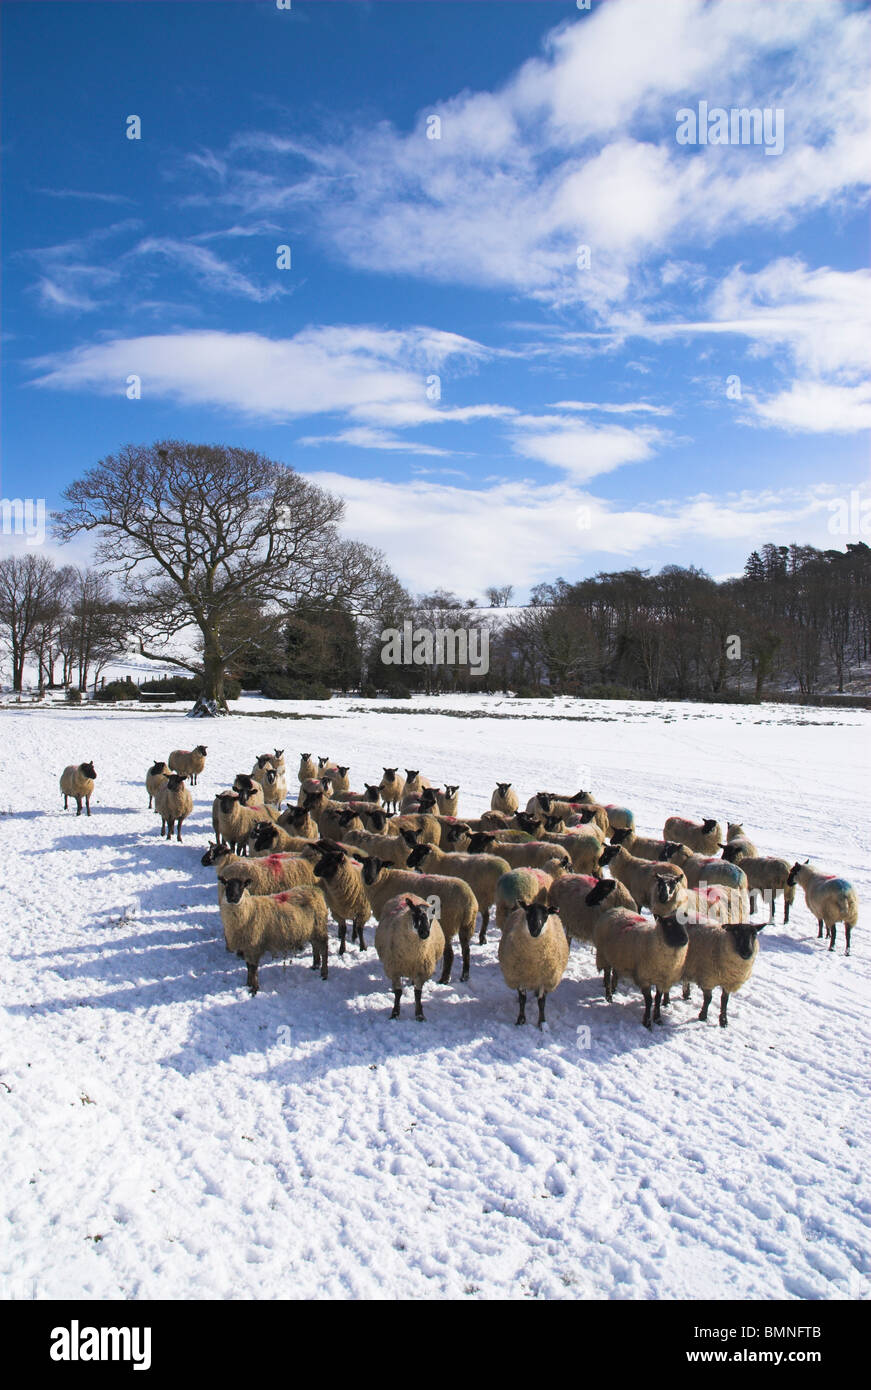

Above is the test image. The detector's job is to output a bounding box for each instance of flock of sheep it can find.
[58,747,859,1030]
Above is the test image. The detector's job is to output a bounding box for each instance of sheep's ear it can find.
[244,878,252,889]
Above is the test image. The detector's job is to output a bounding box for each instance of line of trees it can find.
[0,555,129,693]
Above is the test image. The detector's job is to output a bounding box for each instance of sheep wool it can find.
[680,921,764,1027]
[154,773,193,842]
[375,894,446,1021]
[788,862,858,955]
[60,761,97,817]
[548,873,636,945]
[146,760,170,809]
[218,878,329,994]
[663,815,722,857]
[168,745,207,786]
[498,903,570,1028]
[593,908,689,1029]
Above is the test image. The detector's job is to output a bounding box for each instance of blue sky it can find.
[2,0,869,597]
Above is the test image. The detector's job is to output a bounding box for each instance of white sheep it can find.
[362,858,477,982]
[593,908,689,1028]
[146,759,170,809]
[662,815,722,856]
[491,782,520,814]
[787,862,858,955]
[375,894,446,1021]
[154,773,193,842]
[60,761,97,817]
[378,767,405,814]
[498,902,570,1028]
[168,745,207,786]
[680,920,765,1027]
[218,877,329,994]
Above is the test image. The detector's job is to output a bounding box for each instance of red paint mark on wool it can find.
[274,892,291,903]
[265,855,285,875]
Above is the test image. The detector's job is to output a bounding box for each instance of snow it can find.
[1,694,869,1300]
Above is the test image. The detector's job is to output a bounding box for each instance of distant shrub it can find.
[65,687,82,705]
[96,678,139,703]
[138,674,241,701]
[260,673,332,701]
[360,683,378,699]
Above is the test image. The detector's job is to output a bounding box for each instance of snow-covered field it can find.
[1,694,869,1301]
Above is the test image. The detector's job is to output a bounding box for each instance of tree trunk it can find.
[200,643,229,714]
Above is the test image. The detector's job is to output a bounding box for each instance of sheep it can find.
[251,752,277,784]
[328,764,351,795]
[525,790,591,821]
[60,761,97,817]
[405,841,511,944]
[491,782,519,815]
[564,803,610,836]
[680,921,765,1026]
[145,759,170,810]
[154,772,193,842]
[464,832,571,876]
[363,783,382,806]
[378,768,405,814]
[403,770,431,799]
[494,867,557,929]
[298,753,317,783]
[232,773,278,813]
[681,885,737,926]
[260,767,287,806]
[277,804,319,840]
[436,785,460,817]
[604,805,635,834]
[721,821,759,859]
[394,814,441,847]
[340,826,412,868]
[168,745,207,786]
[721,847,795,922]
[610,827,679,862]
[344,803,394,834]
[498,903,570,1028]
[787,862,858,954]
[218,877,329,994]
[548,874,636,946]
[599,844,688,919]
[247,821,320,858]
[303,789,355,841]
[662,815,722,856]
[202,841,315,895]
[362,857,477,983]
[539,828,604,876]
[375,895,446,1021]
[592,909,689,1028]
[663,846,751,919]
[213,790,279,855]
[312,845,373,954]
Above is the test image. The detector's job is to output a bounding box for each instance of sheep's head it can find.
[318,757,330,768]
[544,815,564,832]
[419,788,438,811]
[81,761,97,779]
[255,754,273,768]
[405,769,419,781]
[399,828,420,848]
[444,785,459,797]
[362,856,384,886]
[201,840,231,867]
[444,824,470,845]
[584,879,616,907]
[148,760,167,776]
[701,818,718,834]
[405,897,432,939]
[364,784,380,801]
[300,752,311,761]
[598,844,620,867]
[520,903,549,938]
[610,827,630,845]
[273,749,284,760]
[653,872,684,908]
[535,793,553,813]
[194,745,207,756]
[250,822,278,852]
[313,849,345,880]
[496,782,512,796]
[234,773,256,792]
[166,773,187,791]
[786,860,808,886]
[466,831,497,854]
[721,843,742,864]
[576,807,597,824]
[514,812,541,834]
[336,765,349,777]
[216,791,240,814]
[287,806,309,827]
[382,767,398,779]
[406,843,430,871]
[368,811,388,832]
[657,915,690,948]
[724,922,764,960]
[218,876,252,904]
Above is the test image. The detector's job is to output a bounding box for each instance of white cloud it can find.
[748,382,871,434]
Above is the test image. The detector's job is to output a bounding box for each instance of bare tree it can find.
[485,584,514,608]
[0,553,59,691]
[54,441,396,711]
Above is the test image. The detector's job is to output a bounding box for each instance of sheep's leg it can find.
[698,990,712,1022]
[682,982,691,1001]
[148,795,152,809]
[75,796,82,817]
[319,938,329,980]
[356,919,366,951]
[603,967,613,1002]
[64,794,68,810]
[718,991,729,1028]
[784,888,793,924]
[536,993,547,1030]
[390,987,402,1019]
[338,921,347,956]
[246,961,259,995]
[641,987,653,1029]
[176,820,183,843]
[653,989,665,1025]
[828,923,836,953]
[515,989,527,1025]
[85,796,91,817]
[478,906,489,945]
[459,929,471,982]
[767,891,775,924]
[661,991,671,1007]
[845,924,852,956]
[817,919,824,938]
[438,939,454,985]
[414,987,425,1022]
